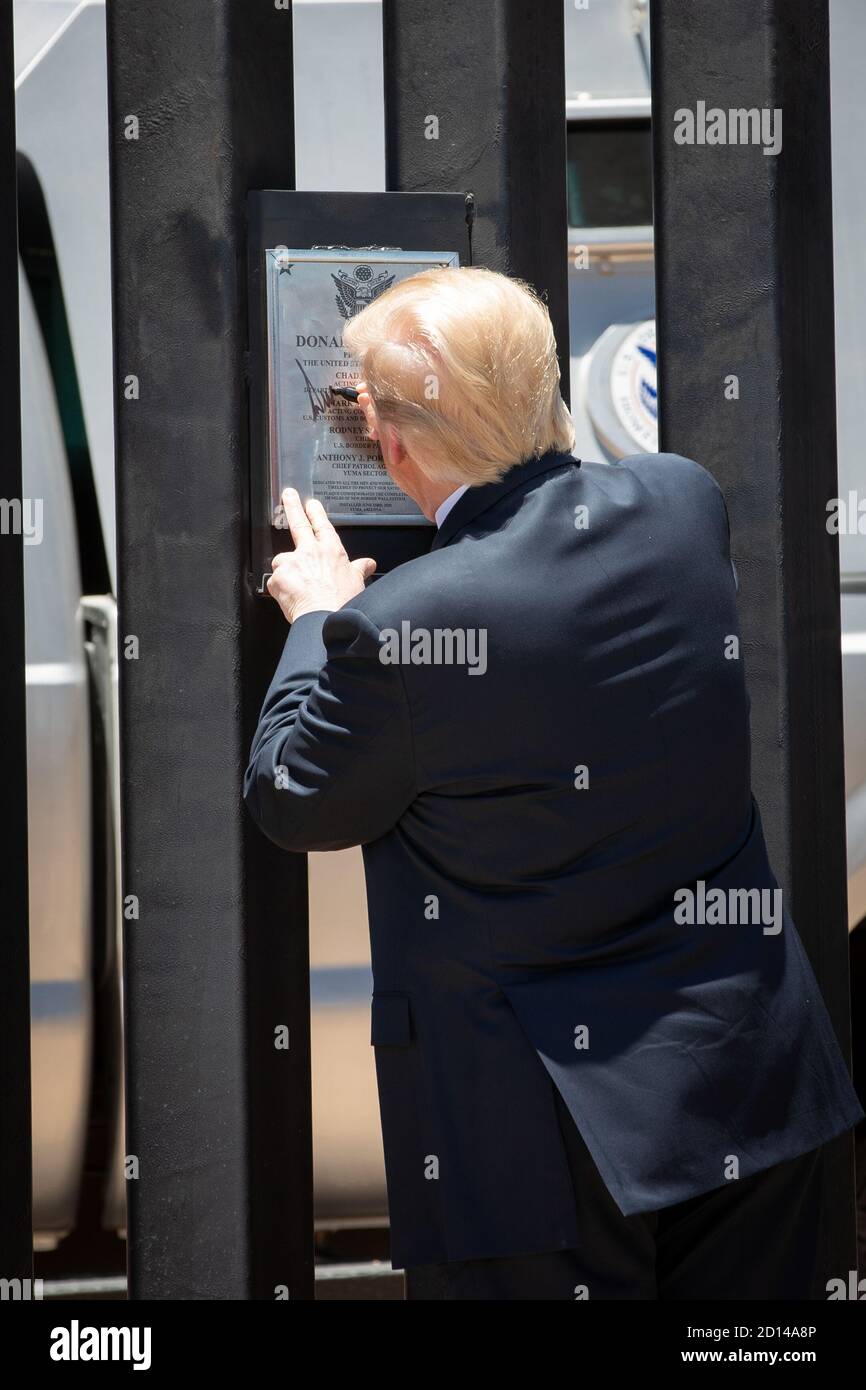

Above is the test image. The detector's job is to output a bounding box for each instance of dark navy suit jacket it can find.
[244,449,864,1269]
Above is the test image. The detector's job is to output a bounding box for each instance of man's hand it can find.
[355,380,379,442]
[268,487,376,624]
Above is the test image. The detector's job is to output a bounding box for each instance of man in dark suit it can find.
[244,267,863,1299]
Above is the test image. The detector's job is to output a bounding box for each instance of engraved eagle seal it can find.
[331,264,396,320]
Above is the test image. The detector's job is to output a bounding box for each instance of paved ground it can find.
[41,1262,406,1301]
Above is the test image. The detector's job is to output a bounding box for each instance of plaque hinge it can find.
[464,192,476,265]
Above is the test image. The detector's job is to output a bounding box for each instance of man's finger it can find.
[305,497,342,549]
[350,557,377,582]
[356,390,379,442]
[282,487,314,547]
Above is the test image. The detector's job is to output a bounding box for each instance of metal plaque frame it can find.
[264,247,458,531]
[246,190,473,588]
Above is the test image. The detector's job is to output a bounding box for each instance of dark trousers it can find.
[406,1084,825,1300]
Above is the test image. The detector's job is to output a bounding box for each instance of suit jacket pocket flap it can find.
[371,992,413,1047]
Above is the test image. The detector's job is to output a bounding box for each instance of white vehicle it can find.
[15,0,864,1254]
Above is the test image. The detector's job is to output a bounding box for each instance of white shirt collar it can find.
[434,484,469,529]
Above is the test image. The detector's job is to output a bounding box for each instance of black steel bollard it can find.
[106,0,314,1300]
[650,0,857,1290]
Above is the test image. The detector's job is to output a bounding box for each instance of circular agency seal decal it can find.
[609,320,658,453]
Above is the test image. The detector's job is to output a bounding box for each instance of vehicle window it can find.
[566,120,653,228]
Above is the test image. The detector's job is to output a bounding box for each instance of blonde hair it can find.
[342,266,575,486]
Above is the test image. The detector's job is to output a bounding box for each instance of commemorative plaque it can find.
[264,247,459,528]
[246,189,472,584]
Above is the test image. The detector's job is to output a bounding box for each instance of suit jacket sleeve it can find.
[243,605,417,853]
